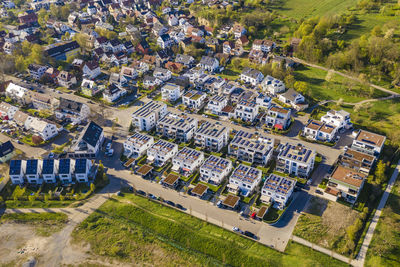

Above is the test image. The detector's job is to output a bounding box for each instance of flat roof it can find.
[137,164,153,176]
[163,173,180,186]
[124,158,135,168]
[191,183,208,197]
[355,130,385,148]
[257,206,268,218]
[331,165,366,188]
[222,194,240,208]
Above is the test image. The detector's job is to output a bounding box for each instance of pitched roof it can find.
[82,121,103,148]
[0,141,14,157]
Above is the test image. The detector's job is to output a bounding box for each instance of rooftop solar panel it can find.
[25,159,38,175]
[9,160,22,175]
[59,159,71,174]
[42,159,54,175]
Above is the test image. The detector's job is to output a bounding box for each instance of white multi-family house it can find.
[13,111,33,129]
[25,159,42,184]
[74,158,92,183]
[42,159,57,183]
[252,39,275,53]
[338,148,375,175]
[31,93,58,111]
[278,88,305,107]
[327,165,366,204]
[161,83,183,102]
[102,84,127,103]
[56,97,90,125]
[321,110,352,131]
[264,106,292,130]
[232,23,246,39]
[157,113,198,142]
[120,66,138,80]
[82,60,101,79]
[123,133,154,158]
[182,90,207,110]
[153,67,172,81]
[28,64,48,80]
[132,101,168,131]
[58,158,73,184]
[147,139,179,166]
[29,118,58,141]
[198,56,219,72]
[194,121,229,152]
[207,95,228,115]
[157,34,174,48]
[81,79,103,97]
[276,143,316,178]
[256,93,272,109]
[143,75,163,88]
[303,120,337,142]
[72,121,104,154]
[235,99,259,122]
[228,130,274,165]
[261,174,295,209]
[351,130,386,156]
[9,160,25,184]
[240,67,264,86]
[57,71,77,88]
[131,60,150,75]
[172,147,204,175]
[0,102,19,120]
[6,83,31,105]
[175,54,195,67]
[261,75,285,95]
[228,164,262,197]
[200,155,232,185]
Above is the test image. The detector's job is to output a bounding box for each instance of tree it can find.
[59,194,65,201]
[294,81,309,96]
[28,195,36,203]
[90,183,95,192]
[375,160,386,184]
[32,135,44,145]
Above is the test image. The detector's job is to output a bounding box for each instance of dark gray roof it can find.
[82,121,103,148]
[0,141,14,157]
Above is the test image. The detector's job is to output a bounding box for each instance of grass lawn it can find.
[365,180,400,267]
[72,194,348,267]
[1,212,68,237]
[294,196,361,256]
[271,0,356,20]
[294,65,390,103]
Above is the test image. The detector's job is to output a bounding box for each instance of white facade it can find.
[261,174,295,209]
[276,143,316,178]
[172,147,204,174]
[229,164,262,197]
[161,83,183,102]
[6,83,31,105]
[321,110,352,130]
[240,67,264,86]
[303,120,337,142]
[235,100,259,122]
[0,102,19,120]
[157,113,198,142]
[200,155,232,185]
[264,106,291,130]
[154,67,172,81]
[123,133,154,158]
[132,101,168,131]
[207,95,228,115]
[182,90,207,110]
[29,118,58,141]
[352,130,386,156]
[147,140,179,166]
[74,159,93,183]
[261,75,285,95]
[194,121,229,152]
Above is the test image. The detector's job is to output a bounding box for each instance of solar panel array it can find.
[58,159,71,174]
[279,143,314,164]
[195,121,227,138]
[9,160,22,175]
[263,174,295,195]
[175,147,203,164]
[128,132,152,147]
[158,113,196,130]
[230,130,273,153]
[201,155,230,174]
[150,140,177,155]
[231,164,261,184]
[133,101,165,118]
[74,159,87,174]
[25,159,38,175]
[42,159,54,175]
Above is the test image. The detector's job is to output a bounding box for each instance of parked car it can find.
[243,231,257,240]
[232,227,240,232]
[176,204,185,210]
[137,190,146,196]
[166,201,175,207]
[148,194,157,200]
[106,142,112,150]
[315,189,323,195]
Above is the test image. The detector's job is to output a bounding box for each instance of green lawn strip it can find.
[73,195,348,267]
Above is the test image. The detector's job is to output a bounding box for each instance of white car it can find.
[106,142,112,150]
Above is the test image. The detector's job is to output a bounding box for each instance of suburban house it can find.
[56,97,90,125]
[157,113,198,142]
[351,130,386,156]
[6,83,31,105]
[228,164,262,197]
[131,101,168,131]
[240,67,264,86]
[123,133,154,158]
[147,139,179,167]
[45,41,80,61]
[57,71,77,88]
[29,118,59,140]
[9,160,25,184]
[161,83,183,102]
[261,174,295,209]
[175,54,195,67]
[74,158,92,183]
[31,93,57,111]
[58,158,73,184]
[0,102,19,120]
[172,147,204,175]
[252,39,275,53]
[157,33,174,48]
[143,76,163,88]
[73,121,104,154]
[153,67,172,81]
[194,121,229,152]
[182,90,207,111]
[232,23,246,39]
[207,95,228,115]
[327,165,366,204]
[120,66,138,80]
[0,141,15,163]
[235,99,259,122]
[13,111,33,129]
[276,143,316,178]
[81,79,103,97]
[321,110,353,131]
[261,76,285,95]
[102,84,127,103]
[200,155,232,185]
[338,148,375,175]
[82,60,101,79]
[256,93,272,109]
[228,130,274,165]
[198,56,219,72]
[25,159,42,184]
[303,120,337,142]
[264,106,292,130]
[278,88,306,109]
[28,64,48,80]
[42,159,57,183]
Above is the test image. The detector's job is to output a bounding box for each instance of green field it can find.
[72,194,348,267]
[366,181,400,266]
[294,65,389,103]
[271,0,355,20]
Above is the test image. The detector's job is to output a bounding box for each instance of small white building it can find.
[261,75,286,95]
[74,158,92,183]
[228,164,262,197]
[276,143,316,178]
[303,120,337,142]
[200,155,232,185]
[73,121,104,155]
[172,147,204,175]
[256,94,272,109]
[132,101,168,131]
[182,90,207,111]
[82,60,101,79]
[264,106,291,130]
[42,159,57,183]
[194,121,229,152]
[9,160,25,184]
[147,139,178,167]
[240,67,264,86]
[6,82,31,105]
[58,158,73,184]
[28,64,48,80]
[321,110,352,131]
[0,102,19,120]
[153,67,172,81]
[161,83,183,102]
[261,174,296,209]
[123,133,154,158]
[25,159,42,184]
[198,56,219,72]
[352,130,386,156]
[278,88,305,107]
[29,118,59,141]
[235,100,259,122]
[207,95,228,115]
[102,84,127,103]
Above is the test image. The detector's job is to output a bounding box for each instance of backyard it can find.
[72,193,348,267]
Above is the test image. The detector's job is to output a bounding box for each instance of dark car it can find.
[166,201,175,207]
[176,204,185,210]
[315,189,323,195]
[244,231,257,240]
[148,194,157,200]
[137,190,146,196]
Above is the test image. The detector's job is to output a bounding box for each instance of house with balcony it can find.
[6,82,31,105]
[207,95,228,115]
[55,97,90,125]
[228,130,274,165]
[261,75,285,95]
[0,141,15,163]
[252,39,275,53]
[161,83,183,102]
[338,148,375,175]
[228,164,262,197]
[303,120,337,142]
[261,174,296,209]
[81,79,103,97]
[276,143,316,178]
[264,106,291,130]
[235,99,259,122]
[194,121,229,152]
[28,64,48,80]
[82,60,101,79]
[200,155,232,185]
[321,109,352,131]
[153,67,172,81]
[29,118,59,141]
[57,71,77,88]
[0,102,19,120]
[182,90,207,111]
[240,67,264,86]
[278,88,306,110]
[132,101,168,131]
[42,159,57,183]
[147,139,179,167]
[25,159,42,184]
[72,121,104,155]
[351,130,386,156]
[172,147,204,175]
[9,160,25,184]
[123,133,154,158]
[198,56,219,72]
[157,113,198,142]
[31,93,58,111]
[327,165,366,204]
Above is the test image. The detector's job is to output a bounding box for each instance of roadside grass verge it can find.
[72,194,348,267]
